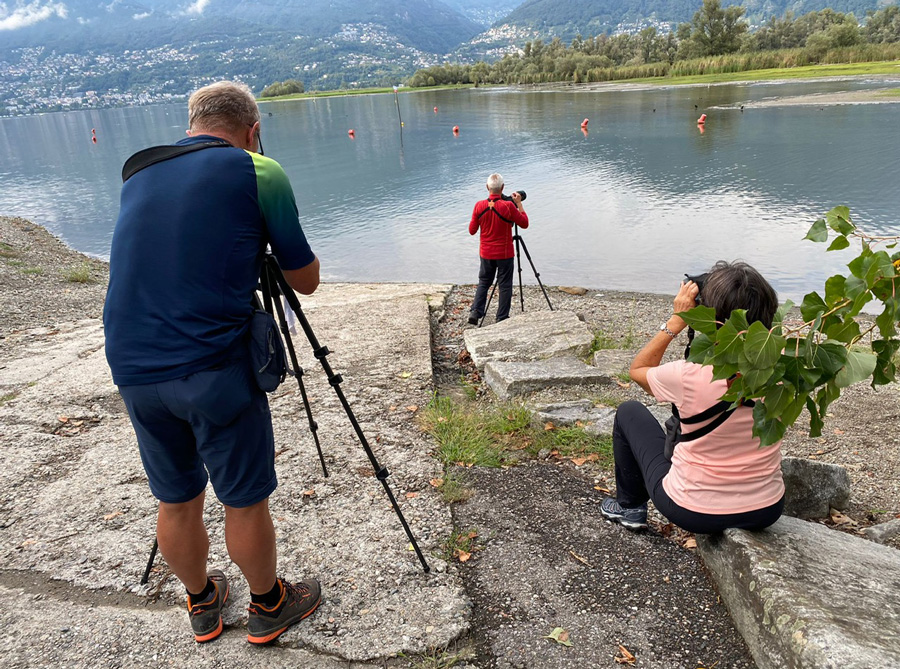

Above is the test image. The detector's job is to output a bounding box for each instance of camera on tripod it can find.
[501,190,527,203]
[684,272,708,304]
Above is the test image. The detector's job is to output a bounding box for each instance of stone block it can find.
[530,400,616,429]
[698,515,900,669]
[463,310,592,369]
[484,357,614,400]
[781,457,851,519]
[591,349,635,377]
[861,518,900,545]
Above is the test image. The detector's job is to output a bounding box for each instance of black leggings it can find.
[612,400,783,534]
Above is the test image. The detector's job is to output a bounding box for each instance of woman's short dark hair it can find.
[702,261,778,328]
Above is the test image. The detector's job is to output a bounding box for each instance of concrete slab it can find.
[463,311,592,369]
[698,515,900,669]
[0,283,470,664]
[484,357,616,400]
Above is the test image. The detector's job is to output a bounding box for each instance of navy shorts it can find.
[118,355,277,508]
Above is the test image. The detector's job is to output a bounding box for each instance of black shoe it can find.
[601,497,648,530]
[187,569,229,643]
[468,314,479,325]
[247,578,322,644]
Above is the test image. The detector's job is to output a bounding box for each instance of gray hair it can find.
[188,80,259,134]
[486,173,504,193]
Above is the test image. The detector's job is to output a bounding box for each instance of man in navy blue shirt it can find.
[104,81,322,644]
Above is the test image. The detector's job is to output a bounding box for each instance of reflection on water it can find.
[1,78,898,302]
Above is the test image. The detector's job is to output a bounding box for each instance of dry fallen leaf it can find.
[302,489,316,497]
[593,485,611,494]
[456,550,471,562]
[103,511,124,521]
[398,371,412,379]
[615,644,636,664]
[833,429,844,435]
[58,416,69,423]
[71,419,84,427]
[544,422,555,431]
[437,416,447,423]
[830,509,857,526]
[543,627,573,647]
[406,405,419,413]
[405,492,419,499]
[572,457,587,466]
[615,380,631,388]
[429,478,443,488]
[683,537,698,549]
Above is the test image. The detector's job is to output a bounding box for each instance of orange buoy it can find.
[580,118,589,128]
[697,124,705,134]
[581,127,589,137]
[348,129,355,137]
[697,114,707,124]
[434,106,438,113]
[452,125,459,133]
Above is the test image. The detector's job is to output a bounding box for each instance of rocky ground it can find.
[2,216,899,668]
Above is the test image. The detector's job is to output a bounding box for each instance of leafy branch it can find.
[678,206,900,447]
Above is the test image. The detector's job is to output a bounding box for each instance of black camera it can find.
[684,272,708,304]
[501,190,527,203]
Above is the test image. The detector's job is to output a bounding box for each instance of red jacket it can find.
[469,193,529,259]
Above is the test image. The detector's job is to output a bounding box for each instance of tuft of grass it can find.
[23,267,43,275]
[410,646,475,669]
[616,371,632,383]
[593,394,625,408]
[437,470,474,504]
[442,527,479,561]
[420,395,510,467]
[589,329,619,352]
[532,428,613,463]
[63,262,93,283]
[0,242,16,259]
[0,392,19,406]
[458,374,478,401]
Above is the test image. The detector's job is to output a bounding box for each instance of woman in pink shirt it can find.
[601,261,785,533]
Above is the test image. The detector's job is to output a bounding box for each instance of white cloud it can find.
[133,11,150,20]
[0,1,68,31]
[184,0,212,16]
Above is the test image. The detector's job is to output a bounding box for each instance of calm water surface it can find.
[2,79,899,301]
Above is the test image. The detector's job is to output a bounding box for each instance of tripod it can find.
[141,254,430,583]
[479,223,553,327]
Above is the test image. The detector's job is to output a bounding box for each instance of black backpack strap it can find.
[122,140,232,183]
[674,398,756,443]
[475,199,515,225]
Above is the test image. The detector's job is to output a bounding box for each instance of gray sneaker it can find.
[187,569,229,643]
[247,578,322,645]
[601,497,648,530]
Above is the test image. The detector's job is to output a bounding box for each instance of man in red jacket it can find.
[468,173,529,324]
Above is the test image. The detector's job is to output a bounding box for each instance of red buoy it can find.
[92,136,97,144]
[434,106,438,113]
[580,118,589,128]
[452,125,459,133]
[348,129,355,137]
[697,114,707,125]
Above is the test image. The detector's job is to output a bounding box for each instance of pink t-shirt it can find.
[647,360,784,515]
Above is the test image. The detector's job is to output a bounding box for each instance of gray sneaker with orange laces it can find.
[247,577,322,645]
[187,569,229,643]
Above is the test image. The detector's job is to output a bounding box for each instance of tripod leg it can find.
[480,280,498,328]
[514,235,554,311]
[513,232,525,313]
[265,278,328,477]
[264,256,430,573]
[141,538,159,585]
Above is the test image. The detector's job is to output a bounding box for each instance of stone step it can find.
[484,357,613,400]
[463,310,592,369]
[698,515,900,669]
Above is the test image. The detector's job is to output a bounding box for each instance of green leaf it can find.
[806,397,824,438]
[835,350,878,388]
[800,292,827,322]
[823,275,846,308]
[712,315,745,365]
[686,333,715,364]
[824,317,861,344]
[804,218,828,243]
[678,305,718,337]
[781,393,808,427]
[847,244,873,278]
[847,290,873,318]
[762,384,794,419]
[875,298,898,339]
[872,339,900,386]
[752,402,787,447]
[781,355,822,393]
[711,361,740,381]
[543,627,573,647]
[771,299,794,336]
[741,366,774,393]
[844,274,867,300]
[825,206,854,235]
[826,235,850,252]
[741,321,786,369]
[809,341,848,377]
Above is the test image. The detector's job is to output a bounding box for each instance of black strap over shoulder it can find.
[121,140,232,183]
[475,199,515,225]
[672,397,756,443]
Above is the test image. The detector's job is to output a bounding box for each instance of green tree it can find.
[679,206,900,447]
[260,79,304,98]
[865,5,900,44]
[690,0,748,56]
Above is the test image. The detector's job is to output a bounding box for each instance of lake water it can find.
[2,79,899,302]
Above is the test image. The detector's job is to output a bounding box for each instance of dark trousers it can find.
[612,400,784,534]
[471,257,515,322]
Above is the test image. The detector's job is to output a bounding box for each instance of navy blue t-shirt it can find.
[104,136,315,386]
